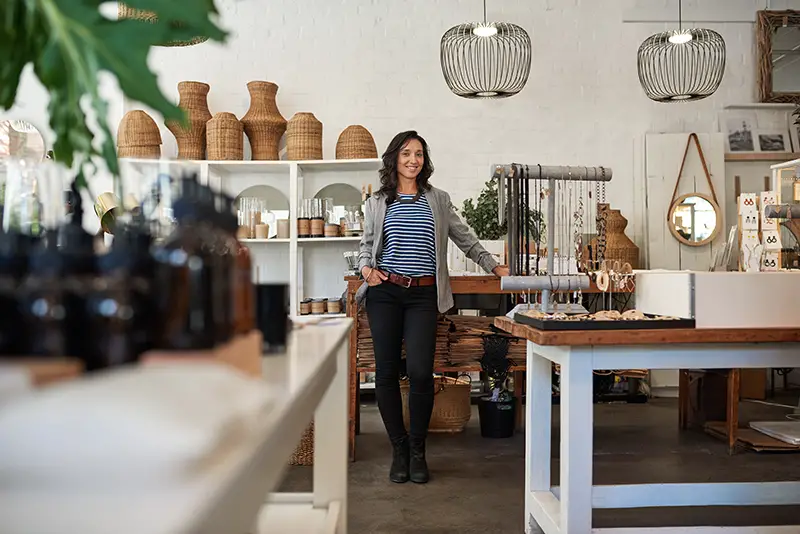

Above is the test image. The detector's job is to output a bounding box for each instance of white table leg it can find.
[313,341,348,533]
[527,341,553,533]
[559,348,593,534]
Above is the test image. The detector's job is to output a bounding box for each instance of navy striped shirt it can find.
[377,193,436,276]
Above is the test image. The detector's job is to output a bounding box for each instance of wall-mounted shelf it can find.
[241,238,290,244]
[725,152,800,162]
[723,103,797,110]
[298,237,362,243]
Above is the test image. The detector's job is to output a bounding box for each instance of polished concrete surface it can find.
[280,398,800,533]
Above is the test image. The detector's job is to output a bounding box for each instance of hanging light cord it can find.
[678,0,682,32]
[483,0,487,25]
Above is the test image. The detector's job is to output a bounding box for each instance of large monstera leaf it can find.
[0,0,226,190]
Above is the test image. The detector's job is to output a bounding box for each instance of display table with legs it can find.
[494,316,800,534]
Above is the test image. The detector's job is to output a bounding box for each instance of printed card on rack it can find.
[742,242,763,272]
[763,230,782,251]
[741,230,760,246]
[761,251,780,272]
[741,212,759,230]
[738,193,758,216]
[760,191,778,230]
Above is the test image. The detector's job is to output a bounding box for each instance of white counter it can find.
[0,320,351,534]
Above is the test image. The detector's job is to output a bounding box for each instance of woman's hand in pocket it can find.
[362,266,388,286]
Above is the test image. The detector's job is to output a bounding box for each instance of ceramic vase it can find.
[241,81,287,161]
[166,81,212,160]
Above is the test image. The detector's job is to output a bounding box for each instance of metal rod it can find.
[501,275,590,292]
[496,165,613,182]
[541,177,557,310]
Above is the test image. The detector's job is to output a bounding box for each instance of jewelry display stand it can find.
[493,163,613,313]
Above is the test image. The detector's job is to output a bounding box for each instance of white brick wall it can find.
[9,0,800,239]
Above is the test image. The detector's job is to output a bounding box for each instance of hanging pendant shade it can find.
[638,28,726,102]
[440,21,531,99]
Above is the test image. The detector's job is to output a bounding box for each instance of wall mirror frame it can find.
[757,10,800,104]
[668,192,722,247]
[0,119,47,164]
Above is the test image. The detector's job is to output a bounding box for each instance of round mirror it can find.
[668,193,721,247]
[0,120,46,164]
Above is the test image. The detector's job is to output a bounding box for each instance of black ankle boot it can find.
[389,436,410,483]
[409,436,429,484]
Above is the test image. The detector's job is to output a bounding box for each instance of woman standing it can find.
[356,131,509,484]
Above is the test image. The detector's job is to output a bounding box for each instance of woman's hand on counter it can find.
[492,265,510,277]
[362,266,388,286]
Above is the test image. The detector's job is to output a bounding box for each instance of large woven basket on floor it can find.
[335,125,377,159]
[286,112,323,160]
[207,112,243,160]
[289,422,314,466]
[401,375,471,433]
[117,110,161,159]
[117,4,209,47]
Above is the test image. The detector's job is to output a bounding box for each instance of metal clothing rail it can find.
[492,164,613,310]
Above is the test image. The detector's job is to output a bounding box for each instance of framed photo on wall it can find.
[755,130,790,152]
[724,115,757,152]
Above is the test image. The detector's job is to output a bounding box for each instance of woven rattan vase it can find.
[241,81,286,161]
[166,82,212,160]
[207,112,244,161]
[287,112,323,160]
[117,4,209,47]
[584,204,639,269]
[335,125,378,159]
[117,110,162,159]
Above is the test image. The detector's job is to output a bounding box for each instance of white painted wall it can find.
[8,0,800,237]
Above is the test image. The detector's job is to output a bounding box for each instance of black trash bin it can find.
[478,396,516,438]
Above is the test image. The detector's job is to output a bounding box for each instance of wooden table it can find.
[344,274,627,461]
[494,316,800,534]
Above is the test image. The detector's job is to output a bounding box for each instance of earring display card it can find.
[741,230,760,246]
[763,230,782,251]
[743,243,763,272]
[760,191,778,231]
[761,251,780,272]
[741,212,759,231]
[739,193,758,216]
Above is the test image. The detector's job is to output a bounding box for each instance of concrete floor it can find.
[280,398,800,533]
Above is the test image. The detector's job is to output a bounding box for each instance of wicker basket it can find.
[401,375,471,433]
[241,81,287,161]
[117,4,209,47]
[117,110,162,159]
[335,125,378,159]
[166,81,212,160]
[207,112,244,161]
[289,422,314,466]
[287,112,323,160]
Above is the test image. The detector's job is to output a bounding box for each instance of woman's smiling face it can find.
[396,138,424,181]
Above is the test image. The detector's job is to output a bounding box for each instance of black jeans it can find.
[366,282,438,442]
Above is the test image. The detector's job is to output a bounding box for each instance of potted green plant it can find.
[461,177,544,242]
[0,1,227,193]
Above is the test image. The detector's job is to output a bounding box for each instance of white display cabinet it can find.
[121,158,381,320]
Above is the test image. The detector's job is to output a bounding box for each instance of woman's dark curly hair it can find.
[378,130,434,204]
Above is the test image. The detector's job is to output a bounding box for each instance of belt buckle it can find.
[401,275,412,288]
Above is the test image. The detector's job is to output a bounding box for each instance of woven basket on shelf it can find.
[117,110,162,159]
[166,81,212,160]
[286,112,323,160]
[401,375,471,433]
[335,125,377,159]
[117,4,209,47]
[207,112,244,160]
[241,81,287,161]
[289,422,314,466]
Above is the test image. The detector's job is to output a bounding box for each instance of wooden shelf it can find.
[725,153,800,162]
[723,103,797,110]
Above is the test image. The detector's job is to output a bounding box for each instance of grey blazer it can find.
[356,186,499,313]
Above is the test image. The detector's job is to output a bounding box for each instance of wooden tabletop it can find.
[493,316,800,346]
[345,275,629,295]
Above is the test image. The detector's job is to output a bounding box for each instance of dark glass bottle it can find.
[153,175,216,350]
[0,231,34,355]
[96,221,156,361]
[199,187,233,344]
[221,194,254,335]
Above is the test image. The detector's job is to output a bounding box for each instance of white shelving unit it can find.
[120,158,381,319]
[0,320,352,534]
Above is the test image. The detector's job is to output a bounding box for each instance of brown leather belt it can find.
[387,273,436,288]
